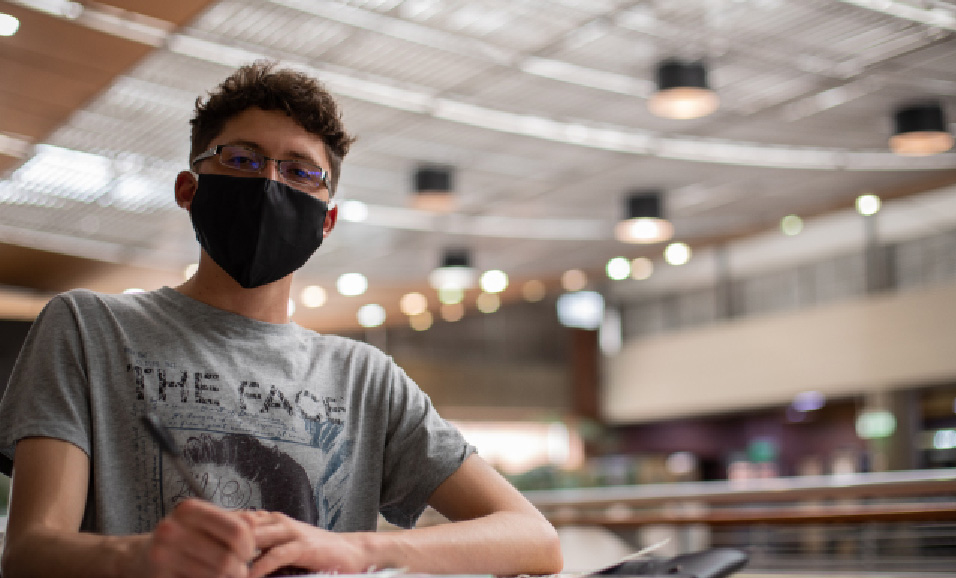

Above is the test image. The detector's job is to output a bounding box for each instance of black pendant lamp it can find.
[614,190,674,244]
[428,248,476,290]
[648,59,719,120]
[889,102,953,156]
[412,165,455,212]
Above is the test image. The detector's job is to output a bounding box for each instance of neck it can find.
[175,254,292,324]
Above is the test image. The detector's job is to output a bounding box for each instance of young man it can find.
[0,62,563,578]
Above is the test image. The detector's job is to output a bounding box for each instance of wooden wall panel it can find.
[0,155,19,175]
[0,5,151,71]
[0,3,151,142]
[0,243,115,292]
[98,0,219,26]
[1,57,105,113]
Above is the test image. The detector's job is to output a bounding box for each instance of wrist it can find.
[350,531,403,572]
[110,533,151,578]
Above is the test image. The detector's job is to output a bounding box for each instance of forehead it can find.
[213,107,330,168]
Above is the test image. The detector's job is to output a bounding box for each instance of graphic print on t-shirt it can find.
[127,351,352,529]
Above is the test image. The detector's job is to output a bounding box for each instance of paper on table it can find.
[268,568,470,578]
[564,537,672,578]
[270,540,670,578]
[273,573,494,578]
[615,538,671,563]
[269,569,398,578]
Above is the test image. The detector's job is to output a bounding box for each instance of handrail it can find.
[524,469,956,527]
[545,502,956,526]
[525,468,956,508]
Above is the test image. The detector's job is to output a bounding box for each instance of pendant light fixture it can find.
[428,248,476,291]
[412,165,455,212]
[889,102,953,156]
[648,59,719,120]
[614,190,674,244]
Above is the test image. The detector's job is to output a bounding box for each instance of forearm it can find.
[2,527,147,578]
[357,510,563,576]
[249,455,564,577]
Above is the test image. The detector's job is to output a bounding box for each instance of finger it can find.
[247,512,298,544]
[251,521,301,553]
[243,509,280,528]
[168,551,249,578]
[177,533,250,577]
[247,543,301,578]
[238,509,266,526]
[173,499,257,560]
[152,516,251,578]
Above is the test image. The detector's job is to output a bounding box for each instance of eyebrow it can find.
[225,139,324,168]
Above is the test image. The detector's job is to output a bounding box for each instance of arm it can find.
[390,452,564,574]
[248,453,563,577]
[1,437,258,578]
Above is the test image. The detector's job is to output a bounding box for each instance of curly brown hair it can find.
[190,61,355,194]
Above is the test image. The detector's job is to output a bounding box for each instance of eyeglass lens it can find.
[219,145,326,190]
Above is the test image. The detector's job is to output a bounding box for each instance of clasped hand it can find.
[137,499,369,578]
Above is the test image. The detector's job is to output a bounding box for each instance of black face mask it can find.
[189,173,329,289]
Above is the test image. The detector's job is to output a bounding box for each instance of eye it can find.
[285,165,309,179]
[221,147,262,170]
[283,162,326,186]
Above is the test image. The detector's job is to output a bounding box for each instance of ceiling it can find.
[1,0,955,331]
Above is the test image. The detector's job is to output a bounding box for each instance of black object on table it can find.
[585,548,748,578]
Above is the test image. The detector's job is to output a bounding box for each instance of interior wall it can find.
[613,399,865,479]
[395,357,571,415]
[349,298,575,417]
[603,280,956,424]
[0,320,32,397]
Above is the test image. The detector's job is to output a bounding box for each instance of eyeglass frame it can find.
[191,144,332,195]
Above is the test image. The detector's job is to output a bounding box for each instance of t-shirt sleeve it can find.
[0,294,93,463]
[378,361,475,528]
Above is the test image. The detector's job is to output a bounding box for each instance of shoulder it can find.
[36,288,108,321]
[53,287,146,307]
[47,288,158,317]
[35,289,174,335]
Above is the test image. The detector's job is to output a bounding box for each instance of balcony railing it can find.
[523,469,956,573]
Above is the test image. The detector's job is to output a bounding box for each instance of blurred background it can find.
[1,0,956,574]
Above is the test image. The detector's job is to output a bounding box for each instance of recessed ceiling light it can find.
[856,194,881,216]
[336,273,368,296]
[781,215,803,236]
[664,242,692,266]
[561,269,587,292]
[630,257,654,280]
[476,292,500,314]
[357,304,386,328]
[409,311,433,331]
[301,285,327,308]
[606,257,630,281]
[522,280,546,302]
[479,270,508,294]
[0,13,20,36]
[400,292,428,316]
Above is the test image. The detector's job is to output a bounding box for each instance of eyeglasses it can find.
[192,144,331,193]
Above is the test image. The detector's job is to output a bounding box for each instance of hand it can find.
[126,499,258,578]
[243,511,369,578]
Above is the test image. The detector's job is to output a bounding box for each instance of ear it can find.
[323,204,338,238]
[174,171,198,211]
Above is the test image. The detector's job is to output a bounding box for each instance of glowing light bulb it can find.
[301,285,327,308]
[606,257,630,281]
[664,242,691,266]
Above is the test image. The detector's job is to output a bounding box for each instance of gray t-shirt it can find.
[0,287,473,534]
